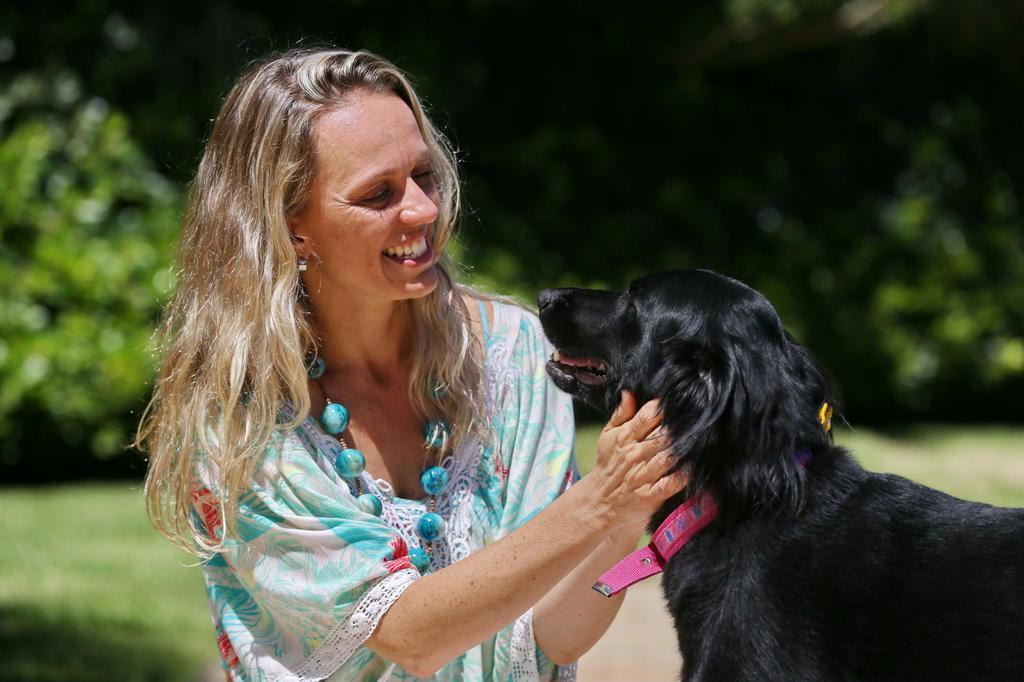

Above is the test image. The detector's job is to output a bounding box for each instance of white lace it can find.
[361,426,483,570]
[288,569,418,681]
[511,609,540,681]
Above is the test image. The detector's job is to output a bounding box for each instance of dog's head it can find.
[538,269,836,519]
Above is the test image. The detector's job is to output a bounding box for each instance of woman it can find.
[137,48,685,681]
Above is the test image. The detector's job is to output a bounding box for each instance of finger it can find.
[641,425,671,448]
[624,430,671,467]
[650,469,689,500]
[606,390,638,429]
[627,399,663,441]
[636,448,676,482]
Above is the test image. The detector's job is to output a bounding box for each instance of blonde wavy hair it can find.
[136,48,488,556]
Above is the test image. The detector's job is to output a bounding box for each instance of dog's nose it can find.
[538,288,566,313]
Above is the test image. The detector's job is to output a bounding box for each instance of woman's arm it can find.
[533,391,682,665]
[532,519,646,665]
[366,395,683,676]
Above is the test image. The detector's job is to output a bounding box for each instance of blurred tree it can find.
[0,72,179,479]
[0,0,1021,479]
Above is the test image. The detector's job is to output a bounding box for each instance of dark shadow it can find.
[0,603,214,682]
[0,403,148,485]
[572,398,608,426]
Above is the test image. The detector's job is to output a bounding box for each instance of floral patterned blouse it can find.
[193,301,578,681]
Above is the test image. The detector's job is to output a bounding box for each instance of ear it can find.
[286,206,317,258]
[659,335,827,521]
[657,338,736,483]
[288,227,316,263]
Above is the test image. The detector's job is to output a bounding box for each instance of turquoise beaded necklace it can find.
[308,354,451,574]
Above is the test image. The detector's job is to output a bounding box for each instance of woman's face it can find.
[290,90,441,304]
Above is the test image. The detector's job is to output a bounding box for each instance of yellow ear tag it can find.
[817,402,833,433]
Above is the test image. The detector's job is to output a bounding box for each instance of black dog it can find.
[538,269,1024,682]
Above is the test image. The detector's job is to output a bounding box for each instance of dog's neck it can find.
[674,442,822,529]
[594,448,816,597]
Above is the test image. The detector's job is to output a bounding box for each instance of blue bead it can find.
[416,512,445,543]
[356,493,382,517]
[415,509,444,540]
[409,547,430,573]
[430,382,447,400]
[335,448,366,479]
[423,419,452,448]
[321,403,349,434]
[307,356,325,379]
[420,466,449,496]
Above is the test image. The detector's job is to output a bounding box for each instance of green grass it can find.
[0,484,213,682]
[574,424,1024,505]
[2,426,1022,680]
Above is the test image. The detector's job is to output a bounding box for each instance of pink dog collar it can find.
[593,493,718,597]
[593,448,813,597]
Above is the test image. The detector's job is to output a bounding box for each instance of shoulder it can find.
[465,292,549,348]
[457,290,539,346]
[459,291,494,347]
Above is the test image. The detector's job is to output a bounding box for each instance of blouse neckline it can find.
[296,297,508,505]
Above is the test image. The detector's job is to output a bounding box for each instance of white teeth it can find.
[552,350,562,362]
[384,237,428,259]
[596,361,608,372]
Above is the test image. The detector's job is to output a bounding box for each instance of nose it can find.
[399,177,439,225]
[538,288,570,314]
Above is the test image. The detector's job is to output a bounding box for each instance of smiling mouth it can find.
[548,349,609,386]
[382,235,431,264]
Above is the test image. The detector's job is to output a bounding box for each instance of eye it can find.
[413,168,437,192]
[361,186,393,207]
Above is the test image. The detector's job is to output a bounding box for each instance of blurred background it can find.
[1,0,1021,680]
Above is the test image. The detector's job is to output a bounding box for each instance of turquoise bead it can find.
[356,493,382,517]
[321,403,349,434]
[416,512,445,543]
[423,419,452,448]
[335,448,366,479]
[409,547,430,573]
[420,466,449,496]
[307,356,325,379]
[430,382,447,400]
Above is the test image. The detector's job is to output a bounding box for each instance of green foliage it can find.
[0,72,179,469]
[0,0,1022,478]
[447,0,1024,421]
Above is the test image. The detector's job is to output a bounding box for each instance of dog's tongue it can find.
[551,350,608,385]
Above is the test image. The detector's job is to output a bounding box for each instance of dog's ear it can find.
[658,338,736,477]
[659,332,832,522]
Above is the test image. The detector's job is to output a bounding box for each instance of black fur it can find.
[538,269,1024,681]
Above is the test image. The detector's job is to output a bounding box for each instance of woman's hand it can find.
[583,390,688,531]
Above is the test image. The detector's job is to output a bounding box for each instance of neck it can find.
[308,291,413,383]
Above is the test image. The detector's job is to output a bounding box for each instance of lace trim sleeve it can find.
[557,661,578,680]
[511,608,541,682]
[290,568,419,681]
[510,608,578,682]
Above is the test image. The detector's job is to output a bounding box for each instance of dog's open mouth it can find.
[548,349,609,386]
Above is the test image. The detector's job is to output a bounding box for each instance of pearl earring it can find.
[298,257,308,273]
